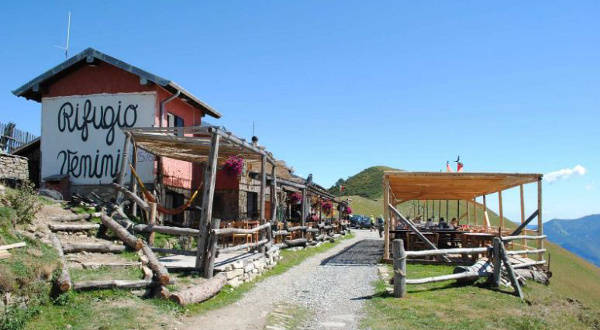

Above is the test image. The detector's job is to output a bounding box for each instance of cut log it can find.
[213,223,271,236]
[284,238,307,247]
[50,213,102,222]
[407,247,489,258]
[0,242,26,251]
[142,265,153,280]
[218,239,269,254]
[50,234,72,292]
[74,279,153,290]
[453,259,493,284]
[406,272,481,285]
[112,183,150,211]
[63,242,126,254]
[48,223,100,232]
[81,262,142,269]
[170,272,227,306]
[100,214,143,250]
[286,226,307,232]
[0,250,11,259]
[151,247,197,256]
[514,268,550,285]
[133,224,199,236]
[141,243,170,285]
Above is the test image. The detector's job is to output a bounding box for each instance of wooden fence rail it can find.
[393,235,547,299]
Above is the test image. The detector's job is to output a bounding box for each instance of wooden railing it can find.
[393,235,547,299]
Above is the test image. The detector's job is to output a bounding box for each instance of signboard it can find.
[41,92,156,185]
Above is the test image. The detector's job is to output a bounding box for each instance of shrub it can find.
[1,181,41,225]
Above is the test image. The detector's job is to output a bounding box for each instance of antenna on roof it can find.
[54,11,71,58]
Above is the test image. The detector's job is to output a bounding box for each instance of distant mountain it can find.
[544,214,600,267]
[328,166,399,199]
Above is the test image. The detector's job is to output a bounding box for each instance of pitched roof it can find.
[12,47,221,119]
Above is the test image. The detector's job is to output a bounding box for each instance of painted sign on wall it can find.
[41,92,156,185]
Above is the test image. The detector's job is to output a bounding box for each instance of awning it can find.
[384,171,542,201]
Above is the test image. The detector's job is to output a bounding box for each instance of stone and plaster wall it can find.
[0,154,29,181]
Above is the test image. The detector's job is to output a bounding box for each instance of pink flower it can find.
[223,156,244,176]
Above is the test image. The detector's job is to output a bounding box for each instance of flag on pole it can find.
[446,161,453,172]
[339,185,345,192]
[457,162,464,172]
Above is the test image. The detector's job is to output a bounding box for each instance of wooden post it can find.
[457,200,460,220]
[492,237,501,287]
[383,178,390,260]
[195,133,220,271]
[115,133,131,202]
[466,201,470,225]
[148,202,157,246]
[499,240,524,300]
[482,195,490,228]
[271,163,277,223]
[520,184,526,250]
[392,239,406,298]
[498,191,504,232]
[446,200,449,220]
[260,155,266,223]
[537,178,543,261]
[473,198,477,226]
[301,188,306,227]
[203,218,221,278]
[130,143,138,217]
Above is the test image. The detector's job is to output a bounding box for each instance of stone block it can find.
[226,268,243,280]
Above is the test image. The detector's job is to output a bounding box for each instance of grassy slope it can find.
[328,166,398,198]
[363,264,600,329]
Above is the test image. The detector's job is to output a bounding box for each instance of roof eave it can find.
[12,47,221,119]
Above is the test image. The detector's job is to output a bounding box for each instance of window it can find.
[167,113,184,136]
[246,191,258,219]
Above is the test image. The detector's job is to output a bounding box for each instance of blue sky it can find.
[1,1,598,221]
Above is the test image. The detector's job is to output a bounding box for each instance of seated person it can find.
[450,218,459,228]
[439,217,450,229]
[425,218,434,228]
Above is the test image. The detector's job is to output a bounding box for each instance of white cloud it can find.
[544,165,587,183]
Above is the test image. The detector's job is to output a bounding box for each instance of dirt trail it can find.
[182,230,383,330]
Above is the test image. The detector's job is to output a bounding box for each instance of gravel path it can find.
[182,230,383,330]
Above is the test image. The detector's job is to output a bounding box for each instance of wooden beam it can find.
[195,133,220,271]
[520,184,525,249]
[301,188,306,227]
[271,163,277,222]
[383,178,390,260]
[537,178,544,261]
[498,191,504,231]
[115,133,131,202]
[388,203,451,263]
[509,210,539,236]
[260,154,267,223]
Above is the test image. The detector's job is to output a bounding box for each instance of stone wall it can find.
[0,154,29,181]
[220,247,282,287]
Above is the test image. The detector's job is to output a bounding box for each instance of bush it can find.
[1,181,41,225]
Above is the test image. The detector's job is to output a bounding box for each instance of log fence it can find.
[393,235,547,299]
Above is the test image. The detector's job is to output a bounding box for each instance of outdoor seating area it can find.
[382,171,546,264]
[118,125,349,275]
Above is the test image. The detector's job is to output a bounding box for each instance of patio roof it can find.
[384,171,542,202]
[125,126,275,164]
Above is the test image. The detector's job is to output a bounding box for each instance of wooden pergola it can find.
[120,125,278,276]
[383,171,544,261]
